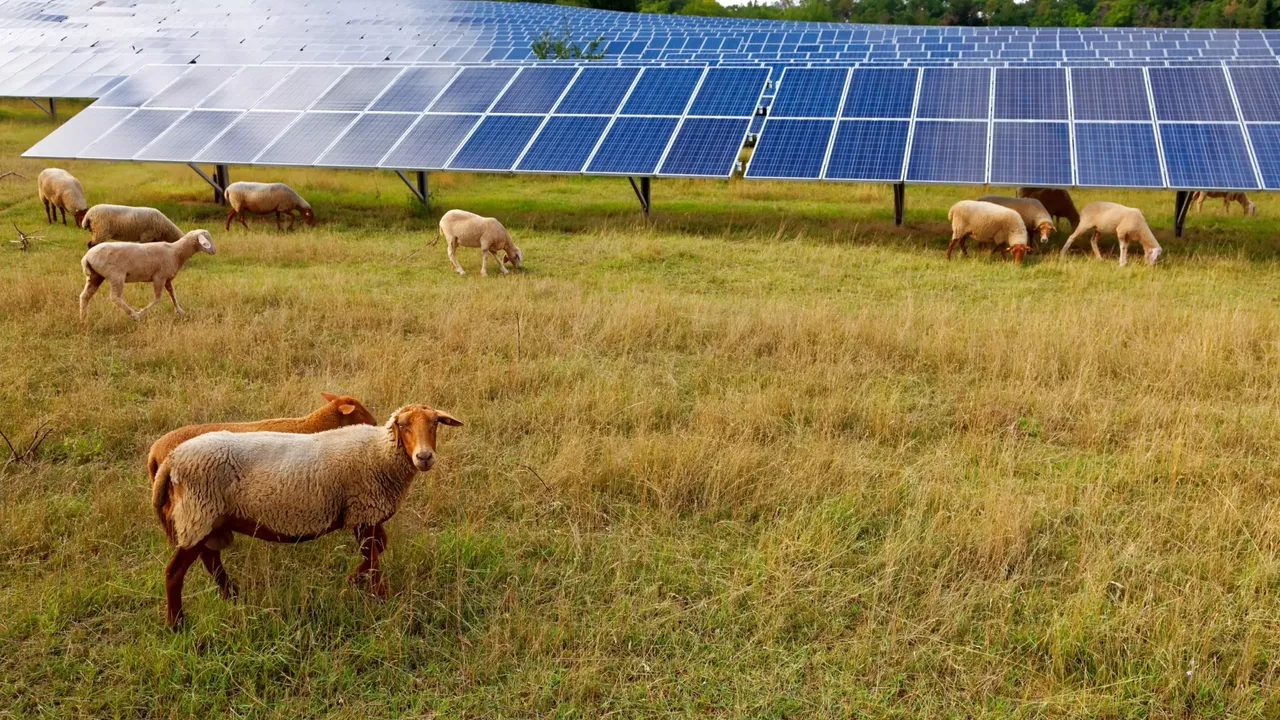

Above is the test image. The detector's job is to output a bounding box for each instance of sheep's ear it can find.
[338,404,357,415]
[321,391,338,401]
[434,411,464,427]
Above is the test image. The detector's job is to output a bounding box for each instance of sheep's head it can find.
[503,242,522,269]
[300,207,316,227]
[1246,202,1257,216]
[388,404,464,471]
[1009,243,1029,264]
[73,208,88,228]
[319,391,377,427]
[187,230,215,254]
[1036,222,1054,245]
[1145,247,1162,265]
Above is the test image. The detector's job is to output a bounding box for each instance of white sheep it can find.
[976,195,1056,245]
[37,168,88,227]
[437,209,522,276]
[79,229,215,327]
[152,404,463,627]
[223,182,316,231]
[946,200,1030,263]
[1060,202,1161,266]
[82,204,183,248]
[1191,191,1255,216]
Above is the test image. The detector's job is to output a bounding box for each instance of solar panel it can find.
[770,67,847,118]
[841,68,917,119]
[80,108,185,159]
[23,106,134,158]
[905,121,987,183]
[824,119,908,181]
[448,114,543,171]
[915,68,990,120]
[687,67,768,117]
[1069,68,1151,121]
[256,112,358,165]
[516,115,610,172]
[1073,123,1163,187]
[658,117,749,177]
[318,113,416,167]
[145,66,237,109]
[198,66,292,110]
[491,66,578,113]
[586,116,679,174]
[312,67,404,112]
[94,64,187,107]
[621,66,704,116]
[1229,66,1280,122]
[428,66,518,113]
[370,66,459,112]
[1245,124,1280,188]
[380,113,481,169]
[989,122,1071,185]
[195,111,299,164]
[136,109,241,161]
[255,66,348,111]
[554,66,639,115]
[744,118,833,179]
[1149,67,1238,122]
[1160,123,1259,188]
[994,68,1067,120]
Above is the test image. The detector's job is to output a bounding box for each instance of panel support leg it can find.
[628,177,651,216]
[25,97,56,122]
[394,170,429,208]
[893,182,905,226]
[214,165,229,205]
[1174,190,1190,238]
[188,163,225,202]
[49,98,57,123]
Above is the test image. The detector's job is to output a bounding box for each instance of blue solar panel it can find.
[744,119,833,179]
[658,117,749,177]
[80,108,185,159]
[915,68,990,120]
[824,120,908,181]
[621,66,704,116]
[448,115,543,171]
[1069,68,1152,121]
[429,67,517,113]
[905,121,987,183]
[312,67,404,112]
[989,122,1071,185]
[319,113,417,167]
[994,68,1067,120]
[841,68,917,119]
[136,109,241,161]
[586,116,678,174]
[555,67,640,115]
[1149,68,1238,122]
[770,68,848,118]
[1246,124,1280,188]
[199,66,292,111]
[256,112,358,165]
[370,66,459,112]
[517,115,610,172]
[491,66,578,113]
[381,114,481,169]
[687,67,768,117]
[1074,123,1163,187]
[1160,123,1258,189]
[1229,67,1280,122]
[255,67,348,111]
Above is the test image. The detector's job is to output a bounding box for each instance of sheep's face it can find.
[1145,247,1162,265]
[301,208,316,226]
[192,230,216,255]
[1009,244,1028,264]
[503,244,522,269]
[73,208,88,227]
[1036,223,1054,245]
[1246,202,1257,216]
[391,405,464,471]
[320,391,378,427]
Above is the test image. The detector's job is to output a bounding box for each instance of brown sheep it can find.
[1017,187,1079,232]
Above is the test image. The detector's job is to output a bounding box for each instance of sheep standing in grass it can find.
[1060,202,1161,266]
[152,404,463,627]
[977,195,1056,246]
[438,209,522,276]
[223,182,315,231]
[37,168,88,227]
[146,392,378,483]
[82,204,183,248]
[1191,191,1255,216]
[946,201,1030,263]
[1017,187,1079,231]
[79,229,215,327]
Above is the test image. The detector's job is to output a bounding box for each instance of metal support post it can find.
[1174,190,1190,238]
[394,170,429,207]
[628,177,651,215]
[214,165,229,205]
[188,163,225,201]
[893,182,905,226]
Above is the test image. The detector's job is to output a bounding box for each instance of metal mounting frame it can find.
[893,182,905,226]
[26,97,56,123]
[188,163,229,205]
[628,177,651,215]
[1174,189,1191,238]
[395,170,430,210]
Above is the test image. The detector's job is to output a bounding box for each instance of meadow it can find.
[2,98,1280,718]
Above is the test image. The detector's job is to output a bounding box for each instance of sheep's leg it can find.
[135,279,165,317]
[199,548,237,600]
[79,275,103,329]
[946,235,961,260]
[447,238,465,275]
[285,210,296,231]
[59,205,68,226]
[492,250,509,275]
[237,211,250,230]
[224,208,236,231]
[1090,231,1103,260]
[275,210,283,231]
[164,545,202,629]
[165,279,184,315]
[348,524,388,597]
[1118,236,1130,267]
[42,198,52,224]
[1060,226,1087,258]
[480,249,489,276]
[106,280,142,320]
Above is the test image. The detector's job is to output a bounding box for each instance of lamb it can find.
[223,182,316,231]
[1191,191,1255,216]
[79,229,215,328]
[37,168,88,227]
[152,404,463,627]
[1060,202,1162,266]
[82,204,183,248]
[977,195,1056,245]
[145,392,378,483]
[437,209,522,276]
[946,200,1030,263]
[1016,187,1080,231]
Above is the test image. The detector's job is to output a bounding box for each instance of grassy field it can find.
[3,98,1280,718]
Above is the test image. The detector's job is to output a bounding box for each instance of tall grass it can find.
[2,100,1279,717]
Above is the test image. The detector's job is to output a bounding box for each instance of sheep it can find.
[946,200,1030,263]
[145,392,377,483]
[223,182,316,231]
[1060,202,1162,266]
[1191,191,1255,216]
[82,204,183,248]
[976,195,1056,246]
[37,168,88,227]
[1016,187,1079,232]
[437,209,522,276]
[151,404,463,627]
[79,229,215,328]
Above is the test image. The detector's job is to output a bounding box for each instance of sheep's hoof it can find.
[371,579,389,598]
[130,312,142,321]
[166,609,185,630]
[174,308,185,316]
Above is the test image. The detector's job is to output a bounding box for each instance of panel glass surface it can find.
[429,66,518,113]
[256,112,358,165]
[770,68,848,118]
[994,68,1068,121]
[255,66,348,111]
[658,117,749,177]
[370,66,459,112]
[136,109,241,161]
[380,113,482,169]
[22,106,134,158]
[915,68,990,120]
[554,67,640,115]
[1230,66,1280,122]
[841,68,917,119]
[586,116,679,174]
[1070,68,1152,121]
[621,66,704,116]
[312,67,403,112]
[318,113,416,167]
[491,66,577,113]
[448,115,543,171]
[1160,122,1259,188]
[989,122,1071,185]
[1149,68,1237,122]
[145,66,237,108]
[195,111,299,164]
[687,67,768,117]
[516,115,610,172]
[744,118,834,179]
[1245,123,1280,188]
[80,108,185,159]
[1073,122,1163,187]
[905,121,987,183]
[824,119,908,181]
[198,66,292,110]
[95,65,188,107]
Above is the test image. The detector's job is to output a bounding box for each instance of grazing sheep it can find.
[946,200,1030,263]
[1191,191,1255,216]
[1017,187,1079,231]
[977,195,1056,246]
[223,182,315,231]
[1060,202,1162,266]
[152,404,463,627]
[437,209,522,276]
[79,229,215,327]
[37,168,88,227]
[145,392,378,483]
[82,204,183,248]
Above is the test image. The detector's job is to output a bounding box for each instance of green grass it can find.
[3,99,1280,718]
